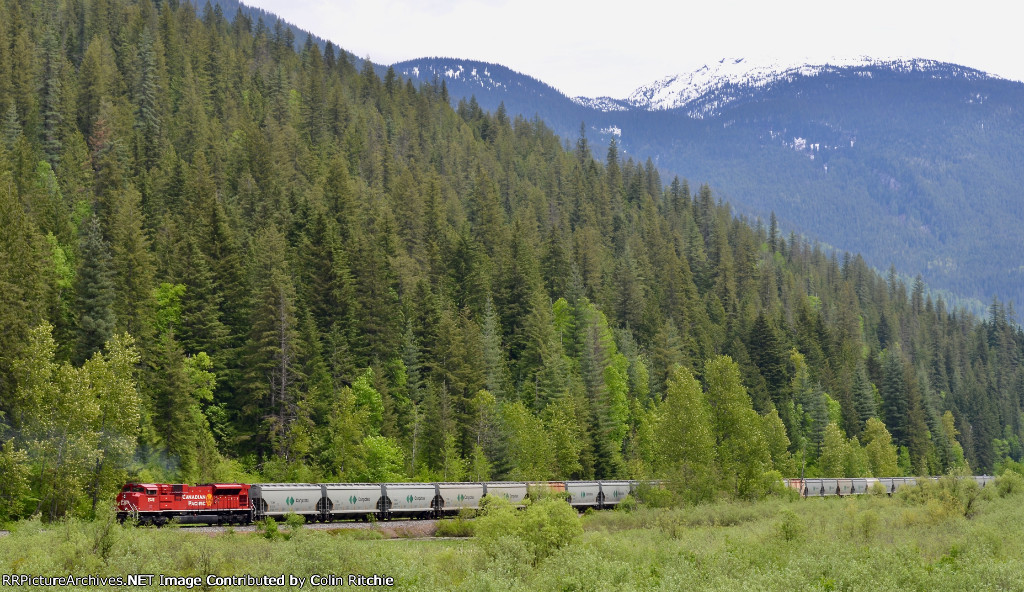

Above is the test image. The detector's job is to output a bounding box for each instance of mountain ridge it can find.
[391,54,1024,310]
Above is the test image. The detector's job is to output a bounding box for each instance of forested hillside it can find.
[395,57,1024,311]
[1,0,1023,522]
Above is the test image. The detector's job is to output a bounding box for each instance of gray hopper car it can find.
[250,480,648,522]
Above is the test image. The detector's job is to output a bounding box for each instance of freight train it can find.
[115,480,632,525]
[116,476,996,526]
[786,475,994,497]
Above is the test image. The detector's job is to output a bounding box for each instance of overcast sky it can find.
[243,0,1020,98]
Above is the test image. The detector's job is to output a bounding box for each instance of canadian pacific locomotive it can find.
[116,476,995,526]
[116,483,253,526]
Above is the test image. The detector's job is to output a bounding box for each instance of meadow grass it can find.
[3,482,1023,591]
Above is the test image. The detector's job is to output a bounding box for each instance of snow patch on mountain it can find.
[397,60,515,92]
[625,57,999,117]
[571,96,629,112]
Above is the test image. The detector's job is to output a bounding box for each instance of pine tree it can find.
[852,361,876,432]
[39,28,63,166]
[134,28,162,170]
[880,347,910,447]
[748,311,789,409]
[242,225,303,456]
[792,350,828,449]
[74,216,117,362]
[107,185,155,338]
[480,297,510,400]
[0,166,51,403]
[148,332,220,482]
[176,236,228,358]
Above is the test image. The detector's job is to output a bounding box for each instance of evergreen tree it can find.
[880,347,910,447]
[74,216,117,362]
[107,185,155,338]
[242,225,303,456]
[176,236,228,358]
[852,361,876,433]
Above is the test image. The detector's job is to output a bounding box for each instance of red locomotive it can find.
[116,483,252,526]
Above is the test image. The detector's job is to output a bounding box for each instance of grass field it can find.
[2,477,1023,591]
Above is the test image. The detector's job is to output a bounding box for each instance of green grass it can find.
[3,483,1023,591]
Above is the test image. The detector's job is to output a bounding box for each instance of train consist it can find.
[116,475,997,526]
[785,475,994,497]
[115,480,632,526]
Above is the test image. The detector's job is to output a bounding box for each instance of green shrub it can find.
[474,495,582,565]
[776,509,805,542]
[760,470,792,499]
[997,470,1024,497]
[284,511,305,532]
[435,517,474,537]
[256,517,281,540]
[896,476,982,522]
[656,510,686,539]
[857,509,880,539]
[633,482,679,508]
[519,497,583,562]
[615,494,638,513]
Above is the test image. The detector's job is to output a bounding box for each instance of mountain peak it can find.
[623,56,998,116]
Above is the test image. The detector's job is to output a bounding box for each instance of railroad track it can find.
[168,518,443,536]
[0,520,444,539]
[0,520,441,539]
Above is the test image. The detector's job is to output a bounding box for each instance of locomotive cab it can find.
[116,483,159,522]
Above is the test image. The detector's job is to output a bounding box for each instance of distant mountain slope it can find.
[392,57,612,143]
[394,56,1024,308]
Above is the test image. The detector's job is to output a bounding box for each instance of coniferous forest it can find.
[2,0,1024,523]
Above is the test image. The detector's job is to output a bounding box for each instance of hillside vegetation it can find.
[396,57,1024,310]
[3,475,1024,590]
[1,0,1023,523]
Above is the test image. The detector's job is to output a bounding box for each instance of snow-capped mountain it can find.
[621,57,998,117]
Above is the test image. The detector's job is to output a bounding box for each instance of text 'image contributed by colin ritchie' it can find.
[2,573,396,588]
